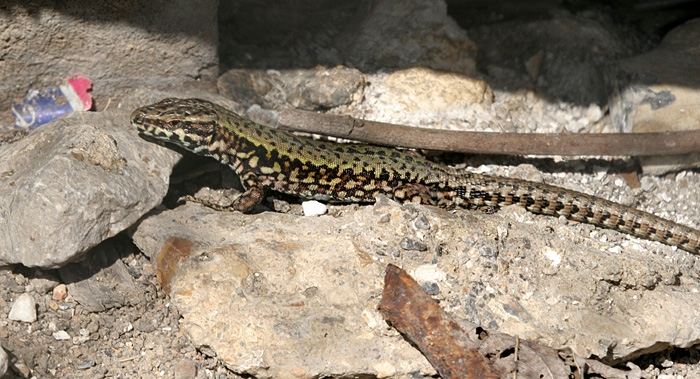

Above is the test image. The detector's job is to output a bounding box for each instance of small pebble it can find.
[76,359,96,370]
[8,293,37,323]
[13,361,30,377]
[412,264,447,283]
[373,361,396,378]
[377,213,391,223]
[53,284,68,301]
[478,243,498,259]
[53,330,71,340]
[399,237,427,251]
[544,247,562,267]
[640,176,657,192]
[608,246,623,254]
[173,359,198,379]
[413,214,431,230]
[586,104,603,123]
[30,277,59,294]
[272,199,292,213]
[302,200,327,216]
[421,282,440,295]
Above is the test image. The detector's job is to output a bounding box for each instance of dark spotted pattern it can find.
[131,98,700,255]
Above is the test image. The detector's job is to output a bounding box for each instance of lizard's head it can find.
[131,98,218,152]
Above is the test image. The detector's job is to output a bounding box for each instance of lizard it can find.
[131,97,700,254]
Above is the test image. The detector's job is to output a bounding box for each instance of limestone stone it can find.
[358,67,494,131]
[8,293,37,323]
[615,18,700,134]
[0,108,180,267]
[610,18,700,174]
[133,198,700,377]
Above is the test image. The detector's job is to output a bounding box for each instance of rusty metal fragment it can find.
[155,237,194,294]
[379,264,501,379]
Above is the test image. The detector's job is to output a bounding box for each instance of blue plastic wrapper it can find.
[11,87,76,130]
[9,75,92,131]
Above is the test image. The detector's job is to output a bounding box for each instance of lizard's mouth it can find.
[132,120,215,154]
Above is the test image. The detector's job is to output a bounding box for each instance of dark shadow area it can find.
[163,149,327,214]
[2,0,699,106]
[8,234,136,288]
[437,152,637,176]
[216,0,700,107]
[447,0,700,30]
[56,234,136,286]
[218,0,362,71]
[631,344,700,373]
[0,0,208,35]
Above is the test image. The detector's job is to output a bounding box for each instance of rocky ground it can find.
[3,1,700,378]
[0,251,228,379]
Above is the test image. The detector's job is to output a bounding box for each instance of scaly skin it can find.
[131,98,700,254]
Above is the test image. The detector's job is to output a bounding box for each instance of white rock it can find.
[544,247,562,267]
[302,200,327,216]
[52,330,71,340]
[8,293,37,323]
[609,246,623,254]
[412,264,447,283]
[586,104,603,123]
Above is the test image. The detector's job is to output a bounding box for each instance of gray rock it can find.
[614,18,700,135]
[610,18,700,175]
[0,346,7,377]
[59,237,145,312]
[218,66,365,111]
[8,293,36,323]
[173,359,198,379]
[335,0,477,75]
[0,109,180,267]
[284,66,366,111]
[399,237,428,251]
[28,276,60,294]
[76,359,96,370]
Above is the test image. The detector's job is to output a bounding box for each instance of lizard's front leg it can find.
[183,171,266,213]
[392,183,436,205]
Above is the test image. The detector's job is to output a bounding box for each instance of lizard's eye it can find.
[169,120,183,129]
